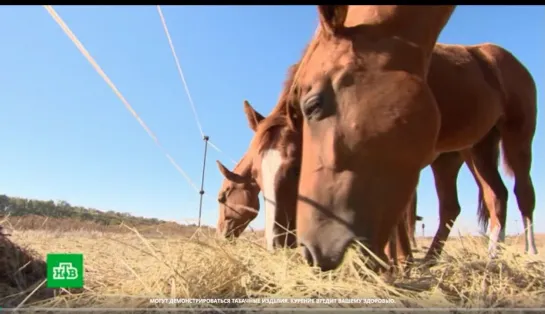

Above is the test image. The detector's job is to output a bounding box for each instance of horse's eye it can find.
[301,94,322,119]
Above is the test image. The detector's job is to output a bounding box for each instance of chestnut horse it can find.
[218,37,538,267]
[273,5,456,271]
[215,140,260,239]
[217,99,300,251]
[217,98,421,270]
[217,98,423,256]
[250,6,536,271]
[215,99,459,270]
[219,7,537,271]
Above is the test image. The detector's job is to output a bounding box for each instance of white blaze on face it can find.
[523,217,538,255]
[261,149,283,252]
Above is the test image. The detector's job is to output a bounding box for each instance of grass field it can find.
[1,215,544,310]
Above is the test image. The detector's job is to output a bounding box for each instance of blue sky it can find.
[0,6,542,235]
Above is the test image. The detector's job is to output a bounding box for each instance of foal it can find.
[423,42,538,259]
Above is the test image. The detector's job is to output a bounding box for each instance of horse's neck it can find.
[346,5,455,59]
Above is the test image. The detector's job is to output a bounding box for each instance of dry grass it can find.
[1,216,544,310]
[4,214,214,237]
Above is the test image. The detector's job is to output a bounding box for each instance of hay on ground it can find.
[2,218,544,310]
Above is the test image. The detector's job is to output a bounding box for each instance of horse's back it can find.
[430,43,501,96]
[429,43,505,151]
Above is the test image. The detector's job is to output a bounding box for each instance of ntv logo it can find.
[52,262,79,280]
[47,253,84,288]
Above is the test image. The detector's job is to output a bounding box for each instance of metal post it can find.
[422,223,425,238]
[197,135,210,228]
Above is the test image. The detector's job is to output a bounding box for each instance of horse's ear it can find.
[317,5,348,36]
[243,100,265,132]
[216,160,245,183]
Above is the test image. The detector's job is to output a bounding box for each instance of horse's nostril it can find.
[299,242,315,267]
[299,240,346,272]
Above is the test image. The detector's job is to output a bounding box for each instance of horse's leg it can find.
[424,152,464,262]
[386,225,398,266]
[385,193,415,276]
[479,42,537,255]
[397,200,414,275]
[464,128,508,258]
[274,167,299,249]
[407,193,419,249]
[498,128,537,254]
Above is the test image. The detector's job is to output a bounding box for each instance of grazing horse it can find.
[215,148,260,239]
[217,98,417,269]
[252,6,536,271]
[277,5,456,271]
[218,9,537,270]
[217,99,301,251]
[219,37,538,268]
[216,101,266,239]
[217,99,420,259]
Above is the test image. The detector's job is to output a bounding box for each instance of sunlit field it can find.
[1,215,544,309]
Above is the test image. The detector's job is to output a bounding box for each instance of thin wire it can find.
[208,140,237,165]
[156,5,237,166]
[156,5,204,138]
[43,5,199,192]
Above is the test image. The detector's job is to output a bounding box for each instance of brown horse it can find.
[424,41,538,260]
[216,98,447,272]
[217,98,418,269]
[216,102,264,239]
[276,5,456,271]
[215,103,464,269]
[217,98,301,251]
[215,137,261,239]
[216,99,420,258]
[218,39,538,267]
[253,6,537,271]
[219,39,538,265]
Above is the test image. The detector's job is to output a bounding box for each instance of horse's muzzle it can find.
[298,233,354,272]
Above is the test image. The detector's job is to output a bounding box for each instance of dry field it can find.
[1,216,545,310]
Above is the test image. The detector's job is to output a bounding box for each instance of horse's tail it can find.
[477,188,490,233]
[476,132,501,233]
[492,45,537,180]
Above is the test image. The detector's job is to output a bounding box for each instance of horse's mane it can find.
[251,63,300,155]
[250,27,323,155]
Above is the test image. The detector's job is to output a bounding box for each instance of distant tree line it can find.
[0,194,165,227]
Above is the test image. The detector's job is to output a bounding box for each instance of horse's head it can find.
[217,99,302,251]
[251,112,301,250]
[216,159,259,239]
[216,101,264,238]
[289,5,453,271]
